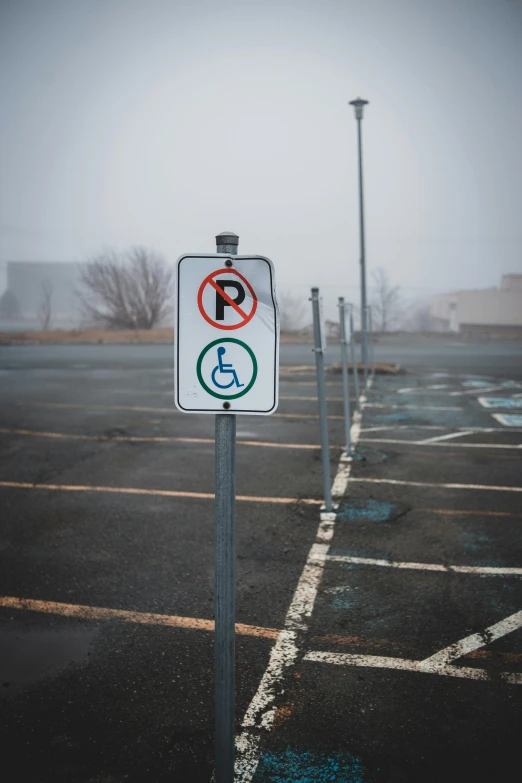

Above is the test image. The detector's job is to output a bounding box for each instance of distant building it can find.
[0,261,81,327]
[430,274,522,336]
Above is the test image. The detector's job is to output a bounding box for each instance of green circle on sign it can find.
[196,338,258,400]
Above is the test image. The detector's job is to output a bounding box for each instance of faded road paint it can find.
[305,610,522,685]
[325,554,522,575]
[0,596,278,639]
[234,391,370,781]
[16,400,346,421]
[0,426,337,452]
[350,477,522,493]
[0,480,323,506]
[254,748,365,783]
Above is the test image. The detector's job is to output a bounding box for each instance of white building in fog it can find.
[430,274,522,335]
[0,261,81,328]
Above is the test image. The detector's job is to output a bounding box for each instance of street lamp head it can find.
[349,97,369,120]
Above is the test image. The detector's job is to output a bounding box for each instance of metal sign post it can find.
[174,233,279,783]
[349,304,360,408]
[214,232,238,783]
[338,297,352,458]
[311,287,333,512]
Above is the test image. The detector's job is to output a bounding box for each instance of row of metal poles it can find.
[213,237,375,782]
[311,287,375,513]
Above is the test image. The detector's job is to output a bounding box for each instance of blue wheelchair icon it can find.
[211,346,244,390]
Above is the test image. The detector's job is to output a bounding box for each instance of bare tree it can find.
[370,267,403,332]
[78,247,173,329]
[278,290,307,332]
[38,279,53,330]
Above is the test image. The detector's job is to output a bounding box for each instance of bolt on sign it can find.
[174,254,279,414]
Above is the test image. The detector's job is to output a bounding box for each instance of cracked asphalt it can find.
[0,337,521,782]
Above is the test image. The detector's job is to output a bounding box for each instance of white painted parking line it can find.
[324,554,522,576]
[416,430,473,444]
[360,425,446,433]
[396,384,507,398]
[448,386,506,397]
[234,391,369,781]
[396,385,450,394]
[349,477,522,493]
[361,425,522,433]
[359,437,522,450]
[304,610,522,685]
[419,611,522,668]
[303,651,522,684]
[331,463,353,498]
[365,403,463,411]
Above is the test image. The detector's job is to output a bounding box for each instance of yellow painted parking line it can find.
[418,507,522,518]
[0,480,322,505]
[0,596,279,639]
[0,427,330,451]
[6,596,520,673]
[280,381,343,387]
[159,391,344,399]
[280,395,344,402]
[1,596,418,655]
[19,402,344,420]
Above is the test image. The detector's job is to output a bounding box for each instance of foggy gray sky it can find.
[1,0,521,315]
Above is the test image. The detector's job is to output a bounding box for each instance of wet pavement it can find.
[0,340,521,781]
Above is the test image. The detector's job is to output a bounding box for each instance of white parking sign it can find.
[174,254,279,414]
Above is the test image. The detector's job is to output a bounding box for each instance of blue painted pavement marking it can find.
[336,499,399,523]
[254,748,366,783]
[493,414,522,427]
[479,397,522,409]
[463,379,492,387]
[371,412,411,423]
[326,585,359,610]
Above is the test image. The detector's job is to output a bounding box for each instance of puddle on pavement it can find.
[0,626,96,694]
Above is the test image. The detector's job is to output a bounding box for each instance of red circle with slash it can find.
[197,268,258,330]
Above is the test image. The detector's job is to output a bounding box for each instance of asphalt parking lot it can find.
[0,338,521,782]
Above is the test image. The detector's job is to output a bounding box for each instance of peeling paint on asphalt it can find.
[336,499,401,523]
[254,748,365,783]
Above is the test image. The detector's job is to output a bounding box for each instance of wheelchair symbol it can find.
[211,346,244,389]
[196,338,258,400]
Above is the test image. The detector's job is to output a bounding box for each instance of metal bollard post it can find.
[367,305,376,381]
[214,231,238,783]
[349,304,360,408]
[338,297,352,457]
[311,288,333,512]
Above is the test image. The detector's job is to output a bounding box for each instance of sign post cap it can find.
[216,231,239,244]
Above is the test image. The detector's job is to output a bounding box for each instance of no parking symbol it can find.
[198,268,257,330]
[174,254,279,414]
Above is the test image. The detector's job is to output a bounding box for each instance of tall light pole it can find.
[349,96,369,387]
